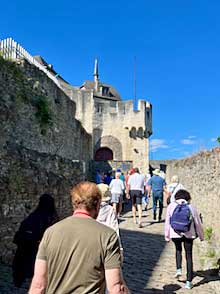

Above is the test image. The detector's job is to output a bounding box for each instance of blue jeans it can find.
[152,190,163,218]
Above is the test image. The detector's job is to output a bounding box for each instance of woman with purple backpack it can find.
[164,189,204,290]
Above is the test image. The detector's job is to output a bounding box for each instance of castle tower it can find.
[62,60,153,174]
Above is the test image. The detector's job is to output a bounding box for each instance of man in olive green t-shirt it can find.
[29,181,129,294]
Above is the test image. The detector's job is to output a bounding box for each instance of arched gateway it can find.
[94,147,113,161]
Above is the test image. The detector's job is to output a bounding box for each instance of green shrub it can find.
[0,55,28,102]
[207,248,215,258]
[34,96,53,134]
[204,227,213,241]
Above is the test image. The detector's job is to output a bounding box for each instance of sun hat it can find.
[153,168,161,176]
[97,183,111,202]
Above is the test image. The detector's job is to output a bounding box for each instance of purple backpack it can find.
[170,203,192,233]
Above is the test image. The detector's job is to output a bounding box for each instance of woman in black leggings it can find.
[165,189,204,289]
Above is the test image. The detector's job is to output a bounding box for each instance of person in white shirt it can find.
[109,172,125,217]
[97,183,123,264]
[166,175,185,205]
[127,168,145,228]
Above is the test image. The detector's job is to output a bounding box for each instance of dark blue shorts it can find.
[130,190,142,205]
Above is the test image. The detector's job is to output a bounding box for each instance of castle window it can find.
[129,127,137,139]
[102,87,109,96]
[95,103,103,113]
[137,127,144,138]
[110,101,116,108]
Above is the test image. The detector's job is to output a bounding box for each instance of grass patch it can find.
[207,248,216,258]
[204,227,213,241]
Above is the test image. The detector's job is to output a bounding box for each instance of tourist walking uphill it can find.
[127,167,145,228]
[97,183,124,263]
[109,172,125,218]
[165,189,204,290]
[148,168,167,222]
[166,175,185,205]
[29,181,129,294]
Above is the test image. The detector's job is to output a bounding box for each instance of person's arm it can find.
[164,206,171,241]
[163,179,167,193]
[126,178,131,198]
[105,268,130,294]
[29,259,47,294]
[192,206,204,241]
[147,178,152,197]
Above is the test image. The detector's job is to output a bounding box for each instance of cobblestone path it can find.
[0,205,219,293]
[120,205,219,294]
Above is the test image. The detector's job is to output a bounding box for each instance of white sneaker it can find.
[174,269,182,278]
[185,281,193,289]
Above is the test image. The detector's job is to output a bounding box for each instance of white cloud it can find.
[181,139,196,145]
[188,135,196,139]
[150,139,168,152]
[171,148,182,152]
[211,138,217,142]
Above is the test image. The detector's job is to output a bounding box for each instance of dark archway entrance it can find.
[94,147,113,161]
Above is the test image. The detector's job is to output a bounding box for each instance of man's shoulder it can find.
[46,216,116,237]
[95,219,117,235]
[157,175,165,182]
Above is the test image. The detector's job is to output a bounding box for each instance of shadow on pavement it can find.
[145,283,181,293]
[121,228,167,293]
[193,268,220,288]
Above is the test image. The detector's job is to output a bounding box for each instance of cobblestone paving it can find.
[120,205,219,294]
[0,205,219,293]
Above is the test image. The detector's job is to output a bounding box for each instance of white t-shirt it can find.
[128,173,145,191]
[109,179,124,194]
[168,182,185,203]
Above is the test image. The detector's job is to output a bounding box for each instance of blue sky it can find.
[1,0,219,159]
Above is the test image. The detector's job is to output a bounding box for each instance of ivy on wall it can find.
[0,56,53,135]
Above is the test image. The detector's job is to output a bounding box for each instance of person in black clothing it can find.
[12,193,58,288]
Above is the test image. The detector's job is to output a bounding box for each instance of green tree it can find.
[216,137,220,145]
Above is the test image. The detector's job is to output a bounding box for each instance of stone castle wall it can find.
[0,57,92,164]
[0,143,84,264]
[0,57,92,263]
[150,148,220,273]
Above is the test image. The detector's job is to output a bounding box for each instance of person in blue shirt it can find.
[148,169,167,222]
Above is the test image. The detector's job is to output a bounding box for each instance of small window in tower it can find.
[95,103,103,113]
[110,101,116,108]
[102,87,109,96]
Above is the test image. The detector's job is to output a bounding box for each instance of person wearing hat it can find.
[97,184,119,234]
[97,183,123,264]
[148,168,167,222]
